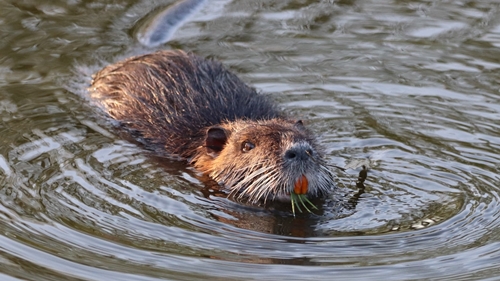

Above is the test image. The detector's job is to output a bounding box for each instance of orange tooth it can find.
[294,175,308,195]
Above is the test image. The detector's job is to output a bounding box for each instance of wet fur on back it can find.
[90,50,280,159]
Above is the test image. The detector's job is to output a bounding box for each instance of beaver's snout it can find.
[284,142,314,161]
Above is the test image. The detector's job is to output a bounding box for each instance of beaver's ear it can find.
[294,119,305,128]
[205,126,229,155]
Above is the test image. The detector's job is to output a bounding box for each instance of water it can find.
[1,0,500,280]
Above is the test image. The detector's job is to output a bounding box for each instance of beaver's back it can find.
[89,50,279,159]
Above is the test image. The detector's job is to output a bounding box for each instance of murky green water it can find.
[1,0,500,280]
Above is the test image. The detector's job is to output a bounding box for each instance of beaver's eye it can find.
[241,141,255,152]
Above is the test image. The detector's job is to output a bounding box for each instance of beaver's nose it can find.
[284,142,314,161]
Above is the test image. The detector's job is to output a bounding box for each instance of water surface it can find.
[1,0,500,280]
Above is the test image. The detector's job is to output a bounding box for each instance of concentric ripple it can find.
[0,0,500,280]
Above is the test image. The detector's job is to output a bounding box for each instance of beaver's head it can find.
[193,119,336,203]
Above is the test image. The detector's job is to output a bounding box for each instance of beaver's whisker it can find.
[247,174,276,201]
[233,169,268,193]
[244,169,278,202]
[260,175,281,203]
[235,165,270,186]
[250,171,280,203]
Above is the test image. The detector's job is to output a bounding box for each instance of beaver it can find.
[89,50,336,204]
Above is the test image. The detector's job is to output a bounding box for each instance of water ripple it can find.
[1,0,500,280]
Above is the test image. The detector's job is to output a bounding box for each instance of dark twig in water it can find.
[347,165,368,208]
[357,165,368,186]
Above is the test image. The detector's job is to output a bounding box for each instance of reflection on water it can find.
[0,0,500,280]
